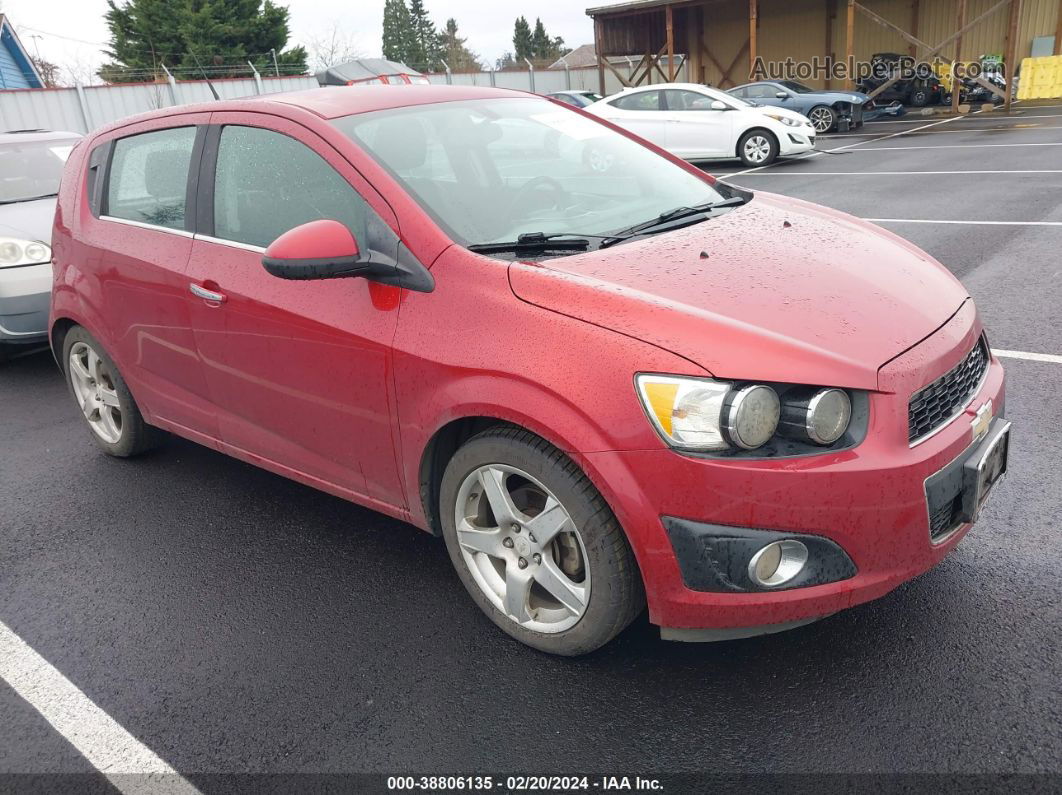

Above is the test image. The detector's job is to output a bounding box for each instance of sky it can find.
[2,0,597,82]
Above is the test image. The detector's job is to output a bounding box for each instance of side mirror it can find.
[775,92,789,99]
[262,219,375,281]
[710,100,728,111]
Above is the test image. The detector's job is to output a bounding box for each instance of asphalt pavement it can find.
[2,103,1061,791]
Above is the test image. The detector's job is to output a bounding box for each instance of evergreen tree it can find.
[513,17,532,61]
[381,0,414,64]
[100,0,306,83]
[439,18,480,71]
[408,0,441,71]
[530,18,549,60]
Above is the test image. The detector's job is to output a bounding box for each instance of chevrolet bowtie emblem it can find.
[971,399,993,441]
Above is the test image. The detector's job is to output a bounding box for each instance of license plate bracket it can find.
[960,420,1011,524]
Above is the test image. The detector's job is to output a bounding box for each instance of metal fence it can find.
[0,62,688,136]
[0,73,317,135]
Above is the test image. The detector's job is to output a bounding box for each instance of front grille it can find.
[908,338,989,443]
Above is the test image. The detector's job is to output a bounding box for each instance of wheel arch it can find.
[735,126,779,158]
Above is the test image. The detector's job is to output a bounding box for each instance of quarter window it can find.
[212,125,367,249]
[105,127,196,230]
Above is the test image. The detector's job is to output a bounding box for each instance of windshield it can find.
[779,81,814,94]
[0,137,77,203]
[332,97,730,247]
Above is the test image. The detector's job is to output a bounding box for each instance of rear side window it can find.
[105,127,196,230]
[212,126,367,249]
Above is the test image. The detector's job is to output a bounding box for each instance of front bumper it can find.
[581,305,1006,634]
[778,129,816,155]
[0,262,51,343]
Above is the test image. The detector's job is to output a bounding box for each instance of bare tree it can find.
[61,53,102,87]
[305,22,363,71]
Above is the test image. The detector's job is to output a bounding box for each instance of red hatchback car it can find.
[51,86,1009,655]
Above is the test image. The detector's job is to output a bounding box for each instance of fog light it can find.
[748,540,808,588]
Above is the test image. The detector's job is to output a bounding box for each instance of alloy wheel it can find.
[68,341,123,444]
[454,464,590,634]
[809,107,835,133]
[743,135,772,164]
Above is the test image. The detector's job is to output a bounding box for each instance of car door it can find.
[184,113,405,508]
[596,90,666,147]
[746,83,788,109]
[659,90,734,158]
[82,116,219,438]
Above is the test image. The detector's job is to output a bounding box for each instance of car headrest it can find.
[142,149,189,199]
[370,118,427,172]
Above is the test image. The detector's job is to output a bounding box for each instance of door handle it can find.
[190,283,227,304]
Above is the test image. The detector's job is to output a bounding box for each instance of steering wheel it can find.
[509,176,569,214]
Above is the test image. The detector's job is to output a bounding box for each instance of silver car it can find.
[0,129,81,360]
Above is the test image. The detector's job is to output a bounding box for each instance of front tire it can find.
[737,129,779,167]
[440,427,643,656]
[807,105,837,133]
[63,326,161,457]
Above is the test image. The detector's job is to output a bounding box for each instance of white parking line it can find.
[825,125,1062,138]
[726,170,1062,176]
[0,620,201,795]
[865,218,1062,226]
[994,349,1062,363]
[851,142,1062,151]
[726,113,967,177]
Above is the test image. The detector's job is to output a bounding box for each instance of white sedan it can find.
[584,83,816,166]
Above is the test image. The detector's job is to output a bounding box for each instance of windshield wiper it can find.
[0,192,58,205]
[599,196,749,249]
[467,232,592,255]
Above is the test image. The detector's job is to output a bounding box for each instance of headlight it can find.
[636,375,779,452]
[636,375,855,454]
[764,113,801,128]
[778,387,852,445]
[0,237,51,268]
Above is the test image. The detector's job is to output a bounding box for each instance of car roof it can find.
[0,129,82,141]
[88,85,534,140]
[618,82,709,94]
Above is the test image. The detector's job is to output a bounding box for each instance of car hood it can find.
[0,197,57,243]
[508,194,968,391]
[748,105,809,124]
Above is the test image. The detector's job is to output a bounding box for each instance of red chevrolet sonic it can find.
[50,86,1009,655]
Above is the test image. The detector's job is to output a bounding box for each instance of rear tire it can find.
[737,129,779,167]
[62,325,161,457]
[439,426,644,656]
[909,87,930,107]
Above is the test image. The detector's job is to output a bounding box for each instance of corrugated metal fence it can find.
[0,74,318,134]
[1,64,685,136]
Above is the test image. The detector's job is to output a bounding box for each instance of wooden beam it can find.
[749,0,758,82]
[909,0,920,58]
[593,18,606,96]
[1005,0,1022,111]
[953,0,967,114]
[666,5,676,81]
[650,43,671,82]
[846,0,855,90]
[825,0,834,90]
[1056,0,1062,55]
[725,39,750,85]
[601,54,634,89]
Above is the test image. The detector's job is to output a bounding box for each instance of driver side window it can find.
[611,91,662,111]
[662,90,718,111]
[212,125,368,249]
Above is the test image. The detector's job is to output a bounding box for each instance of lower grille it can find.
[928,494,962,540]
[909,338,989,444]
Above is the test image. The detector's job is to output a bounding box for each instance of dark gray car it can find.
[0,129,81,360]
[728,80,871,133]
